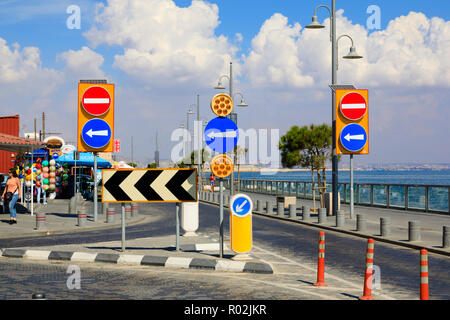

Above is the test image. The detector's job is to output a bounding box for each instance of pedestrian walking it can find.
[1,168,22,224]
[209,173,216,192]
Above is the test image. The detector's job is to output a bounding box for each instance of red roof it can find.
[0,133,46,153]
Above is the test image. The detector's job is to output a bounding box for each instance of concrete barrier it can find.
[289,204,297,219]
[443,226,449,248]
[77,207,87,227]
[336,210,345,228]
[302,206,310,221]
[380,217,391,237]
[357,214,367,232]
[408,221,421,242]
[318,208,327,224]
[35,212,46,230]
[266,202,273,215]
[106,207,115,223]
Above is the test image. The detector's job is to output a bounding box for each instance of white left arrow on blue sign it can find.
[82,118,112,149]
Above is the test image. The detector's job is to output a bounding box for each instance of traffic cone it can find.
[359,238,375,300]
[314,231,327,287]
[420,249,429,300]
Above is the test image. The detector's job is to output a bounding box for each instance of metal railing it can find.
[202,178,450,215]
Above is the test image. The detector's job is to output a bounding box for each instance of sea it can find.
[232,169,450,186]
[221,169,450,212]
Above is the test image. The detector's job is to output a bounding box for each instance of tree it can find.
[279,124,338,207]
[147,163,157,168]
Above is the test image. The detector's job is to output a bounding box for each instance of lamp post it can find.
[214,62,248,196]
[186,108,195,158]
[305,0,363,216]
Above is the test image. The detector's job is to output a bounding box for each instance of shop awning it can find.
[56,152,112,168]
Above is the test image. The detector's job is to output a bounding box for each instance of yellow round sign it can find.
[210,154,233,178]
[210,93,233,117]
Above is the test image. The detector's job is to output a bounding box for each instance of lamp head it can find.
[343,46,363,59]
[305,15,325,29]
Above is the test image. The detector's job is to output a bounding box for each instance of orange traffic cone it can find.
[314,231,327,287]
[359,238,375,300]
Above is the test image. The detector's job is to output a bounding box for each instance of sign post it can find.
[78,81,115,222]
[336,89,369,219]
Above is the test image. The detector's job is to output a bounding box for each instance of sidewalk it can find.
[201,190,450,256]
[0,199,273,274]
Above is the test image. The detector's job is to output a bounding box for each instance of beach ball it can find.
[50,166,56,172]
[19,174,24,179]
[43,185,49,191]
[49,178,56,184]
[25,181,32,187]
[49,184,56,191]
[36,163,42,169]
[43,178,49,185]
[49,172,56,178]
[26,169,31,175]
[49,160,56,166]
[63,174,68,180]
[43,167,49,173]
[36,169,41,176]
[36,181,41,187]
[43,172,49,179]
[36,158,41,163]
[42,160,48,167]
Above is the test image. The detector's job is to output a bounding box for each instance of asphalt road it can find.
[0,202,449,300]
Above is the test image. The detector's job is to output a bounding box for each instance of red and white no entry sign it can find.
[339,92,367,121]
[81,86,111,116]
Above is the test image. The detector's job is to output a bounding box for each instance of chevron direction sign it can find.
[101,169,197,203]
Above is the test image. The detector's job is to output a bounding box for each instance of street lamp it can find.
[214,62,248,196]
[305,1,363,217]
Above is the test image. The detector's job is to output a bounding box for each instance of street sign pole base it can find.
[231,253,252,261]
[182,231,198,237]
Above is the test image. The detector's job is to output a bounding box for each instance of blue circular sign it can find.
[81,118,112,149]
[52,153,59,159]
[231,194,253,218]
[204,117,238,153]
[340,123,367,152]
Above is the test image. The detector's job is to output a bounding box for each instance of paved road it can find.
[0,202,449,300]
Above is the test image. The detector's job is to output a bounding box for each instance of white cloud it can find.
[83,0,238,87]
[243,13,314,88]
[58,46,106,79]
[245,11,450,89]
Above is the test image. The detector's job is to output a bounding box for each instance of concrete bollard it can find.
[408,221,421,242]
[102,202,109,215]
[277,202,284,216]
[77,207,87,227]
[302,206,310,221]
[336,210,345,228]
[125,204,132,220]
[131,203,139,217]
[289,204,297,219]
[357,214,367,232]
[35,212,46,230]
[257,200,262,212]
[106,207,115,223]
[266,202,273,215]
[318,208,327,224]
[443,226,450,248]
[380,217,391,237]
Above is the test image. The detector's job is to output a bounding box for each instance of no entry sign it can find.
[81,86,111,116]
[339,92,367,121]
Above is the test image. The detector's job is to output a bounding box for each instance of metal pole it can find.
[176,203,180,251]
[229,62,235,197]
[219,178,224,258]
[31,148,34,216]
[74,151,77,215]
[350,154,354,219]
[331,0,338,216]
[93,152,98,222]
[197,94,201,192]
[121,203,126,252]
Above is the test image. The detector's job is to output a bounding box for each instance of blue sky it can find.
[0,0,449,167]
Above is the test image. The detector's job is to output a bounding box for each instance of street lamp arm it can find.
[313,5,333,42]
[337,34,355,47]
